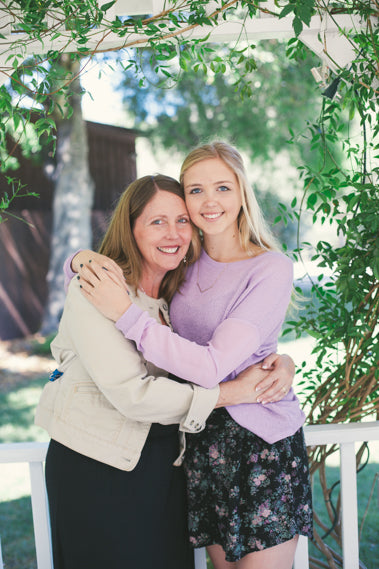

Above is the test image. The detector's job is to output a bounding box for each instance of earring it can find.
[183,256,187,264]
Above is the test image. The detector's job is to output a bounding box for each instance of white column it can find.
[0,536,4,569]
[340,442,359,569]
[194,547,207,569]
[29,461,53,569]
[293,535,309,569]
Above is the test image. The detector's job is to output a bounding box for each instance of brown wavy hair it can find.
[98,174,201,302]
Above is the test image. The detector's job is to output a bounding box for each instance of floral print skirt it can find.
[184,408,313,562]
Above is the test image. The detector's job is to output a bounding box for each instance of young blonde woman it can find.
[68,143,312,569]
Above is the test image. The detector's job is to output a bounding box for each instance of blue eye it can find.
[178,217,189,224]
[152,219,163,225]
[218,185,229,192]
[189,187,201,194]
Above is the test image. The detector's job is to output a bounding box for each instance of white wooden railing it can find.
[1,422,379,569]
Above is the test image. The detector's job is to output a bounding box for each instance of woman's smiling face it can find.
[183,157,242,239]
[133,190,192,278]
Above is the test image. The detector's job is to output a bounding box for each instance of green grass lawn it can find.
[0,375,378,569]
[0,497,37,569]
[0,376,48,444]
[0,376,49,569]
[310,462,379,569]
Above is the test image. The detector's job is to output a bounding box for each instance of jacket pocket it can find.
[63,382,125,444]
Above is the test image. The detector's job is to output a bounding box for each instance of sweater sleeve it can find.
[63,250,82,292]
[116,255,293,388]
[56,279,219,433]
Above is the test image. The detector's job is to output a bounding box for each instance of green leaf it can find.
[293,16,303,36]
[307,193,318,208]
[279,5,295,19]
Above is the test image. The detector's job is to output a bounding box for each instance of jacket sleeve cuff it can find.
[179,384,219,433]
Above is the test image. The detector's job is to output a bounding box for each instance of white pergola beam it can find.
[299,14,359,72]
[0,1,370,88]
[0,14,363,57]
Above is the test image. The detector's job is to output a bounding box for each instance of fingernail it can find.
[262,364,268,369]
[77,276,80,280]
[102,266,108,271]
[79,285,82,289]
[256,386,263,392]
[257,398,261,403]
[89,259,92,263]
[80,263,83,268]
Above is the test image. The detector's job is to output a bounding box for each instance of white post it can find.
[29,461,53,569]
[0,536,4,569]
[293,535,309,569]
[339,442,359,569]
[194,547,207,569]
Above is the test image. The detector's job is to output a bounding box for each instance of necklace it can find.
[196,261,228,293]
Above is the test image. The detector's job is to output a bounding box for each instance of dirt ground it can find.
[0,337,54,392]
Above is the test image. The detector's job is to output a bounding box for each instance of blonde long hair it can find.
[98,174,201,302]
[180,141,280,253]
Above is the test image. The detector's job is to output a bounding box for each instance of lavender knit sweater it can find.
[116,250,305,443]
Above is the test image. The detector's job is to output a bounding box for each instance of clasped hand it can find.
[235,353,295,405]
[77,258,131,322]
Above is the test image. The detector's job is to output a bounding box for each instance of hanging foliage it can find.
[280,3,378,566]
[0,1,378,567]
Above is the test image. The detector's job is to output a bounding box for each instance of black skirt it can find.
[184,408,313,562]
[45,425,194,569]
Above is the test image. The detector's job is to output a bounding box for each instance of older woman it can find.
[35,174,293,569]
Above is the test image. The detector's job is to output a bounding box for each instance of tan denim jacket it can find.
[35,279,219,471]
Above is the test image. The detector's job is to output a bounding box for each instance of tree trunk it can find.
[40,57,94,335]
